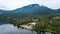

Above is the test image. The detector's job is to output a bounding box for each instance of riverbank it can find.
[20,22,36,29]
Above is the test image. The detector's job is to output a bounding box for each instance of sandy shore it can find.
[20,22,36,29]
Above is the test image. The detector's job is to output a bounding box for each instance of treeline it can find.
[0,13,60,34]
[34,15,60,34]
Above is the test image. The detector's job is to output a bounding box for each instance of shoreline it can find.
[20,22,36,29]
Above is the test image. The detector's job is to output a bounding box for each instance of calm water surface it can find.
[0,22,51,34]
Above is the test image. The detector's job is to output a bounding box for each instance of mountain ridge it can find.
[0,4,60,17]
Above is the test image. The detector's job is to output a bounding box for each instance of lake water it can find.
[0,22,52,34]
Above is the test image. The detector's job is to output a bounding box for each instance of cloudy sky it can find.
[0,0,60,10]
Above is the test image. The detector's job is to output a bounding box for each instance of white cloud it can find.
[0,0,60,10]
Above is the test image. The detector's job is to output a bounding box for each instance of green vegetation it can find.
[0,4,60,34]
[34,16,60,34]
[0,14,60,34]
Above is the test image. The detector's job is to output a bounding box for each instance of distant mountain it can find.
[0,4,60,17]
[13,4,40,13]
[12,4,57,15]
[13,4,53,14]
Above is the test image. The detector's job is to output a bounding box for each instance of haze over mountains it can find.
[0,4,60,18]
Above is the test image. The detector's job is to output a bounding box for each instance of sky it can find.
[0,0,60,10]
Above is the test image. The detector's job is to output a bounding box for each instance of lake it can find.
[0,22,52,34]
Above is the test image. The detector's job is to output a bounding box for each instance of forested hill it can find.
[0,4,60,34]
[0,4,60,19]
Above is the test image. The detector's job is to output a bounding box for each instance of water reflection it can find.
[0,24,37,34]
[0,24,52,34]
[36,31,51,34]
